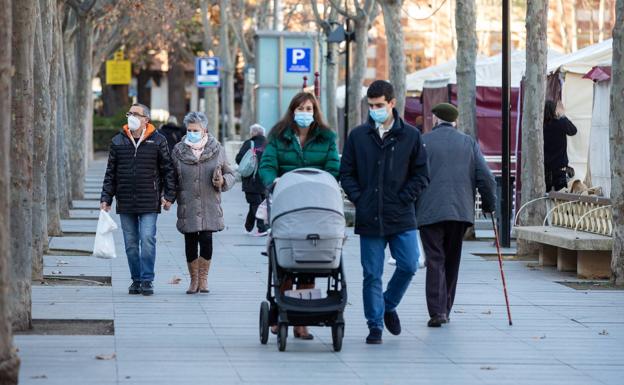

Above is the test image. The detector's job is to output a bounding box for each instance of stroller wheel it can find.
[277,323,288,352]
[259,301,270,345]
[332,324,344,352]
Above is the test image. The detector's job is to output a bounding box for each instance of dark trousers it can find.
[184,231,213,262]
[420,221,470,318]
[545,167,567,192]
[245,193,267,232]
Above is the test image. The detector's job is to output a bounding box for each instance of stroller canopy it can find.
[271,168,343,219]
[270,168,345,239]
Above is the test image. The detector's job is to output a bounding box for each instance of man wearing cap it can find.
[340,80,429,344]
[417,103,496,327]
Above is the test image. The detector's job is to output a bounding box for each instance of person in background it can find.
[235,124,269,236]
[172,112,235,295]
[100,103,177,296]
[159,115,187,153]
[543,100,577,192]
[417,103,496,327]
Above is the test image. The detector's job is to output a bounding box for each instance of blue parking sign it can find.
[286,48,311,73]
[196,57,220,88]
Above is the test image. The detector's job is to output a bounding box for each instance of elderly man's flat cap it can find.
[432,103,459,122]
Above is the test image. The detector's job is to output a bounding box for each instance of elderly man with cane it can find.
[417,103,497,327]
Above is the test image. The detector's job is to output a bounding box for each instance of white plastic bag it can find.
[93,210,118,259]
[255,199,268,221]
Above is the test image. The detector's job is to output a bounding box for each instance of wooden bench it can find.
[514,192,613,279]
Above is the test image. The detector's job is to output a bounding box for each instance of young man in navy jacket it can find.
[340,80,429,344]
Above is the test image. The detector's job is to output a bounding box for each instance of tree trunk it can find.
[200,0,220,137]
[47,0,63,236]
[62,7,77,211]
[349,17,369,129]
[455,0,478,138]
[32,0,53,281]
[0,0,21,382]
[59,8,73,217]
[10,0,36,331]
[100,64,129,117]
[379,0,406,118]
[518,0,549,258]
[69,15,93,200]
[220,0,235,140]
[137,69,152,109]
[610,0,623,285]
[167,58,187,125]
[326,41,339,131]
[240,66,255,137]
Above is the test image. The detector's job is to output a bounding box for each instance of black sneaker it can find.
[427,314,448,327]
[141,281,154,296]
[366,328,383,344]
[128,281,142,295]
[384,310,401,335]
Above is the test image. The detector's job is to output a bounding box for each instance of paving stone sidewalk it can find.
[14,158,624,385]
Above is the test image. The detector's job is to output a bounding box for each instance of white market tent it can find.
[588,69,611,195]
[546,39,613,184]
[335,85,369,109]
[419,50,564,90]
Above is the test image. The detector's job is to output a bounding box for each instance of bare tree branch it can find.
[328,0,353,18]
[66,0,98,17]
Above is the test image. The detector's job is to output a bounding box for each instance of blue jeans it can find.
[119,213,158,282]
[360,229,419,330]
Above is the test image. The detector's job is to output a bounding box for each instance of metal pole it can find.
[344,17,351,147]
[501,0,511,247]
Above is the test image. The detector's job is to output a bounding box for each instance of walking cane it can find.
[490,213,513,326]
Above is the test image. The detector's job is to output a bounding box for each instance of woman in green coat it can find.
[258,92,340,340]
[258,92,340,186]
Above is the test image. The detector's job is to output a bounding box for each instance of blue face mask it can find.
[294,111,314,128]
[187,131,202,143]
[369,107,389,124]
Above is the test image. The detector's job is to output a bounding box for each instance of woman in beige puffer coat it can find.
[172,112,235,294]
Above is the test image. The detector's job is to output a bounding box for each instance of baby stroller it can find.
[258,168,347,352]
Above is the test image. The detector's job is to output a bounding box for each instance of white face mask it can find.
[128,115,142,131]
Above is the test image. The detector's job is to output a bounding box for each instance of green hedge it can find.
[94,127,120,152]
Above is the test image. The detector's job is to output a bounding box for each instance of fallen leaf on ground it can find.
[95,353,116,360]
[168,276,182,284]
[599,329,609,335]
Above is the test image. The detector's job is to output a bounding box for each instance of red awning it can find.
[583,66,611,81]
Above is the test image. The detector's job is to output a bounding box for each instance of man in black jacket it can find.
[235,123,268,236]
[417,103,496,327]
[100,103,177,296]
[340,80,429,344]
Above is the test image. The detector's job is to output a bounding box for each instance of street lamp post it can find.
[326,19,354,147]
[501,0,512,247]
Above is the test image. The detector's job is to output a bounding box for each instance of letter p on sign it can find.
[292,49,306,64]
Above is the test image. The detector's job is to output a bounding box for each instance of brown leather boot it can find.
[186,259,199,294]
[198,258,211,293]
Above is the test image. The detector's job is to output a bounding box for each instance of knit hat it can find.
[432,103,459,122]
